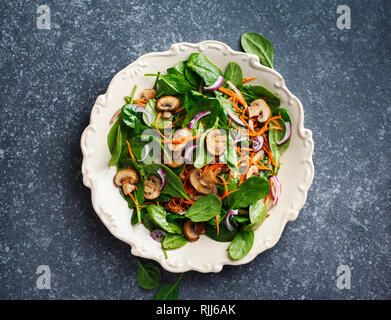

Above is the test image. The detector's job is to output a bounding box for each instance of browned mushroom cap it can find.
[161,111,172,119]
[246,165,259,179]
[248,99,271,122]
[156,96,180,113]
[189,168,217,195]
[183,219,206,242]
[168,128,192,152]
[141,89,156,101]
[163,151,184,169]
[113,169,139,187]
[144,175,162,200]
[163,202,184,215]
[122,183,136,196]
[206,129,227,156]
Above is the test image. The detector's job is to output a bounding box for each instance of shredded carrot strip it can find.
[220,188,240,200]
[217,175,228,194]
[169,115,185,128]
[155,112,167,139]
[242,77,257,84]
[126,140,135,160]
[175,106,184,113]
[136,99,146,106]
[129,193,140,208]
[161,133,201,144]
[215,215,220,235]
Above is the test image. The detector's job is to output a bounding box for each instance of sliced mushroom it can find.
[163,203,184,215]
[206,129,227,156]
[144,175,162,200]
[163,151,184,168]
[156,96,180,113]
[183,219,206,242]
[113,169,139,187]
[189,168,217,195]
[246,165,259,179]
[162,111,172,119]
[248,99,271,122]
[122,183,136,196]
[141,89,156,101]
[188,189,202,202]
[168,128,192,152]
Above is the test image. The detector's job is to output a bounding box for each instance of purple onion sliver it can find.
[138,144,152,162]
[188,111,211,129]
[157,168,166,190]
[225,209,238,232]
[184,144,197,163]
[228,113,245,127]
[252,136,264,152]
[276,122,291,146]
[150,229,167,242]
[203,76,224,91]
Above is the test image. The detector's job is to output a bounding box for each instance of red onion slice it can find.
[225,209,238,232]
[157,168,166,190]
[277,122,291,146]
[138,144,152,163]
[252,149,265,163]
[270,176,281,206]
[188,111,211,129]
[184,144,197,163]
[228,113,246,127]
[109,108,122,124]
[204,76,224,91]
[150,229,167,242]
[227,80,248,108]
[252,136,264,152]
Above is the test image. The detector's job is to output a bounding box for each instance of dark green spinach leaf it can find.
[241,32,274,69]
[186,53,222,87]
[229,176,270,209]
[162,233,188,249]
[136,259,161,289]
[224,62,243,87]
[153,273,184,300]
[243,199,267,231]
[146,204,182,234]
[185,194,222,222]
[239,85,280,112]
[228,230,254,260]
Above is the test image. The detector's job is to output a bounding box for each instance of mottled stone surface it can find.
[0,0,390,300]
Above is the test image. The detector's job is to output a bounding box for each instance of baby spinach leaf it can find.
[146,204,182,234]
[229,176,270,209]
[243,199,268,231]
[153,273,184,300]
[107,119,120,155]
[109,124,123,166]
[241,32,274,69]
[162,233,188,249]
[157,73,194,97]
[269,108,291,174]
[166,213,186,222]
[131,207,147,225]
[234,216,250,224]
[121,104,148,134]
[136,259,161,289]
[143,213,159,232]
[186,53,222,87]
[142,99,172,129]
[205,222,237,242]
[220,130,238,170]
[238,85,280,112]
[228,229,254,260]
[167,61,186,76]
[184,66,201,87]
[185,194,222,222]
[224,62,243,87]
[143,164,188,199]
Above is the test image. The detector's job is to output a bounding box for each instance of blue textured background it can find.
[1,0,390,299]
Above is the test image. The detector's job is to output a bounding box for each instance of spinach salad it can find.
[107,53,291,261]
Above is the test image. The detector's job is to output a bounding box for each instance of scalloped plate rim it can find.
[81,40,314,273]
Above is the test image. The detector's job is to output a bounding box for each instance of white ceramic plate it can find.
[81,41,314,273]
